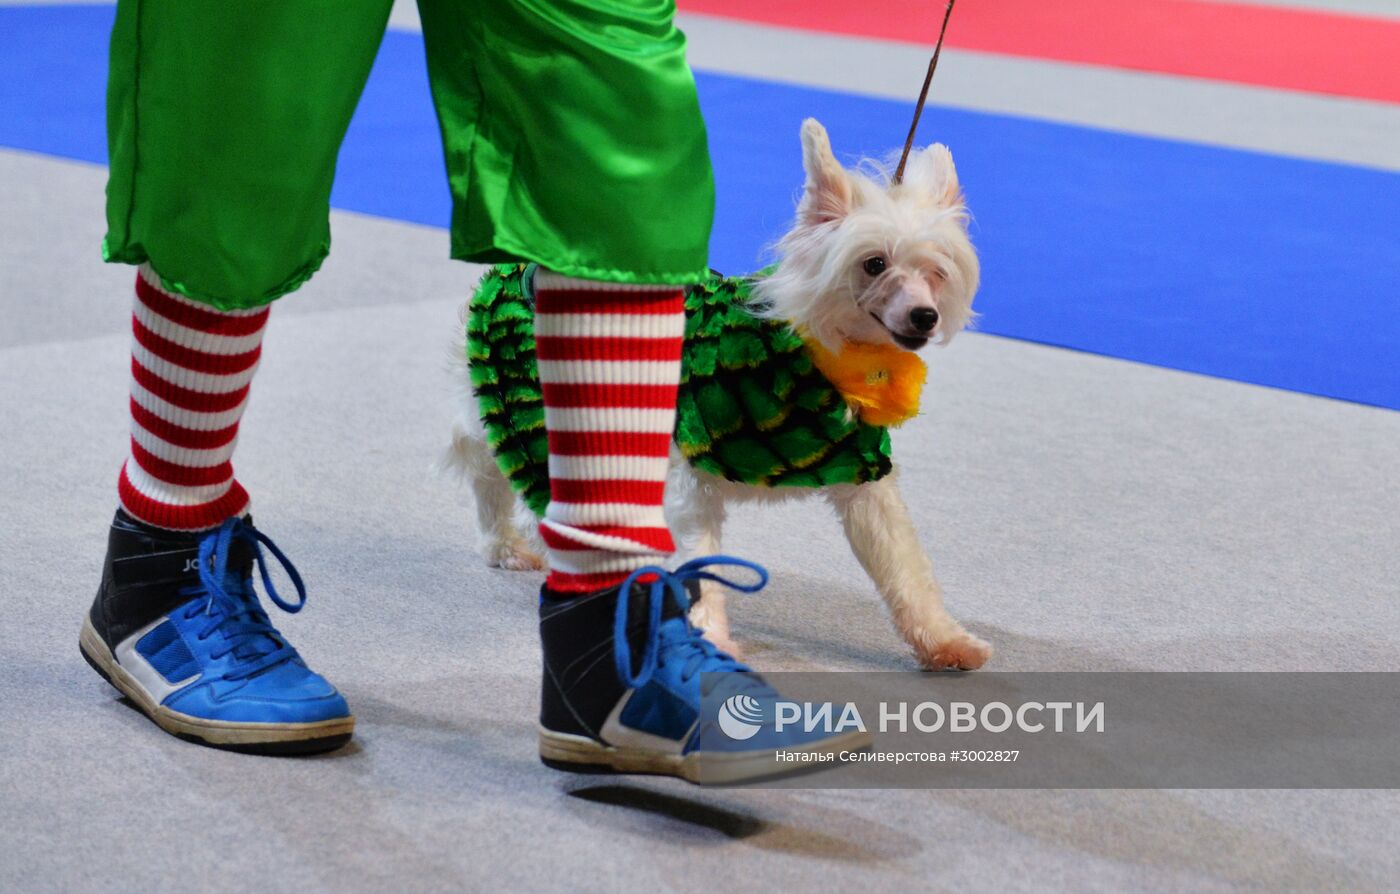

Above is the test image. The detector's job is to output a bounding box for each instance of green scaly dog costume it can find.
[467,264,897,516]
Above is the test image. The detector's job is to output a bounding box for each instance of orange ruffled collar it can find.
[801,335,927,427]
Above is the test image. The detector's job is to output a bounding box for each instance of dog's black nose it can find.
[909,307,939,333]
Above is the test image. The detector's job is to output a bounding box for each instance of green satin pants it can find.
[103,0,716,310]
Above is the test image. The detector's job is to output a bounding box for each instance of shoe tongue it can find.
[621,577,689,632]
[213,538,255,576]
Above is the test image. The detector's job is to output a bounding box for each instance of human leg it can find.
[426,0,864,780]
[84,0,393,752]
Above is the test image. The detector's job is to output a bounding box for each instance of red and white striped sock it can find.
[533,270,686,594]
[118,264,268,532]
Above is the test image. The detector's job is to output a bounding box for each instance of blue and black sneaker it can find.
[537,557,870,784]
[79,510,353,755]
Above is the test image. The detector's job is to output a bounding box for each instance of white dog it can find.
[448,119,990,671]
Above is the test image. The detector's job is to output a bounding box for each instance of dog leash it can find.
[894,0,959,184]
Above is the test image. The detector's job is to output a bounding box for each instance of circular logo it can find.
[717,693,764,740]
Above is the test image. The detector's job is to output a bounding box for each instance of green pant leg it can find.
[104,0,394,310]
[417,0,715,285]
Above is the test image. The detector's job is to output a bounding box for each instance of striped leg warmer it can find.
[118,265,267,531]
[533,271,685,593]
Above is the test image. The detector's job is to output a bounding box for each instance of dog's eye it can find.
[862,256,887,276]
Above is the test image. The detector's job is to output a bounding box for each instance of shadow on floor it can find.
[568,784,764,838]
[565,782,914,865]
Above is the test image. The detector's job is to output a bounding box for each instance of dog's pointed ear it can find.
[798,119,853,225]
[903,143,962,207]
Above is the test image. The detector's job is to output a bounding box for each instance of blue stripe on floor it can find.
[3,5,1398,410]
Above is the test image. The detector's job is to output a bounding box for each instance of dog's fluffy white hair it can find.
[752,119,979,353]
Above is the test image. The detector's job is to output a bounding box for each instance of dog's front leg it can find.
[827,473,990,670]
[666,466,739,655]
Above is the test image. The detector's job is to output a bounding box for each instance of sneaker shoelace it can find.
[613,556,767,690]
[177,517,307,682]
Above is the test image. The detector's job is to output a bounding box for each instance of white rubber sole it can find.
[539,726,873,785]
[80,615,354,755]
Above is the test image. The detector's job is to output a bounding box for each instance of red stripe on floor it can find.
[678,0,1400,103]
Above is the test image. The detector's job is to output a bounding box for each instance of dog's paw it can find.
[482,539,545,572]
[914,632,992,672]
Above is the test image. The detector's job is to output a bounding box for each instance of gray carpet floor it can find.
[3,149,1399,893]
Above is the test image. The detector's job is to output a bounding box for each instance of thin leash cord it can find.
[893,0,958,184]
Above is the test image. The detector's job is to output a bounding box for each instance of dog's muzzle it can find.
[870,312,931,350]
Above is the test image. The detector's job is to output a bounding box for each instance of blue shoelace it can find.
[613,556,768,690]
[177,517,307,682]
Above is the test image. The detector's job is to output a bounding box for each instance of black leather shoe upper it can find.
[88,509,252,649]
[538,581,687,739]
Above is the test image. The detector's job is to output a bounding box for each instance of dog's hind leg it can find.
[667,466,740,655]
[827,472,990,671]
[444,421,545,572]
